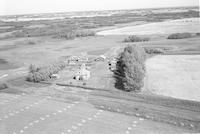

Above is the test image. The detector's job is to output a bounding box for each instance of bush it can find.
[145,47,164,54]
[167,33,192,39]
[26,61,66,82]
[196,33,200,36]
[83,82,87,86]
[124,35,150,42]
[29,64,40,73]
[115,45,146,92]
[27,40,36,45]
[0,82,8,90]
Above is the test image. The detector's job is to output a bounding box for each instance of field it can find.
[97,18,200,35]
[0,6,200,134]
[145,55,200,101]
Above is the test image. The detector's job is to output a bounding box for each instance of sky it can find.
[0,0,199,15]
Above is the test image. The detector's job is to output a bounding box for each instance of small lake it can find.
[97,18,200,35]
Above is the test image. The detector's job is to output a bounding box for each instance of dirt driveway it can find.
[145,55,200,102]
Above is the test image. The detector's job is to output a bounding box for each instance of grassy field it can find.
[145,55,200,101]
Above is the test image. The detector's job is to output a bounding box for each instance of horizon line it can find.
[0,5,199,17]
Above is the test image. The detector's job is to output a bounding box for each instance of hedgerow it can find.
[167,33,192,39]
[53,30,95,39]
[26,61,66,82]
[124,35,150,42]
[196,33,200,36]
[144,47,164,54]
[0,82,8,90]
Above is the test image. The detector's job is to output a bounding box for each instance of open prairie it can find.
[0,6,200,134]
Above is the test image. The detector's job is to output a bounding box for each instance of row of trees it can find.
[53,30,95,39]
[115,45,146,92]
[167,33,192,39]
[26,61,66,82]
[124,32,198,42]
[124,35,150,42]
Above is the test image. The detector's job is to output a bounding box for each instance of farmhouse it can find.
[74,63,90,80]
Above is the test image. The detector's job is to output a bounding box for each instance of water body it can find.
[97,18,200,35]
